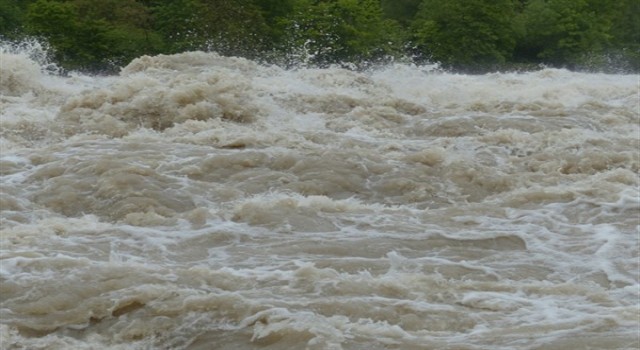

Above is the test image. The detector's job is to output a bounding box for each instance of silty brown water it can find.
[1,45,639,349]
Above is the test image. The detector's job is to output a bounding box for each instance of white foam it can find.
[1,45,638,349]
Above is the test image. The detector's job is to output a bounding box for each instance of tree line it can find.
[1,0,638,73]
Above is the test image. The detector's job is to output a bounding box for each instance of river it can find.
[1,43,639,349]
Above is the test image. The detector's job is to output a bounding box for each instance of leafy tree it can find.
[149,0,207,52]
[380,0,421,25]
[9,0,638,72]
[516,0,611,68]
[606,0,640,71]
[609,0,639,47]
[411,0,519,71]
[252,0,296,21]
[198,0,269,58]
[24,0,165,72]
[251,0,297,47]
[0,0,26,38]
[71,0,164,67]
[284,0,405,66]
[25,0,112,71]
[151,0,269,58]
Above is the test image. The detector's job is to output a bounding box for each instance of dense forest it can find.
[1,0,638,73]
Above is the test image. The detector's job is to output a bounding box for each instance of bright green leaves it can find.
[25,0,108,71]
[151,0,269,58]
[24,0,163,72]
[150,0,207,52]
[411,0,518,71]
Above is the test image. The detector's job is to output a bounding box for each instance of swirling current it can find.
[1,44,639,349]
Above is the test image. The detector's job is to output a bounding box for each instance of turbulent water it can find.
[1,43,639,350]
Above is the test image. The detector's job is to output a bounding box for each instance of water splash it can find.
[1,43,638,350]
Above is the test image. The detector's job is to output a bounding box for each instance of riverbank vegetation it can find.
[1,0,638,73]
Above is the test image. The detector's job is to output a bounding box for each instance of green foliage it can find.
[606,0,640,71]
[0,0,24,38]
[73,0,164,67]
[251,0,297,46]
[23,0,165,72]
[252,0,296,21]
[150,0,211,52]
[25,0,109,71]
[151,0,269,58]
[516,0,612,68]
[411,0,519,71]
[0,0,637,72]
[381,0,421,25]
[284,0,405,66]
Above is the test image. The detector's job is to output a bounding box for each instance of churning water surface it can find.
[1,43,639,349]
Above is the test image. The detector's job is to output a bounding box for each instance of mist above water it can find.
[1,43,639,349]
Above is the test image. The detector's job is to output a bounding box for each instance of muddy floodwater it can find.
[1,45,639,349]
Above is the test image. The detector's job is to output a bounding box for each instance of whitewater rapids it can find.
[1,45,639,349]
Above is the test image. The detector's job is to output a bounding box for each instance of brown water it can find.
[1,44,639,349]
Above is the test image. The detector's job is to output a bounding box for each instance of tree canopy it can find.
[411,0,519,72]
[1,0,637,73]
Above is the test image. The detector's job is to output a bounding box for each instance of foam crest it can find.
[0,39,60,97]
[1,48,638,349]
[0,51,43,97]
[372,67,639,120]
[58,54,264,136]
